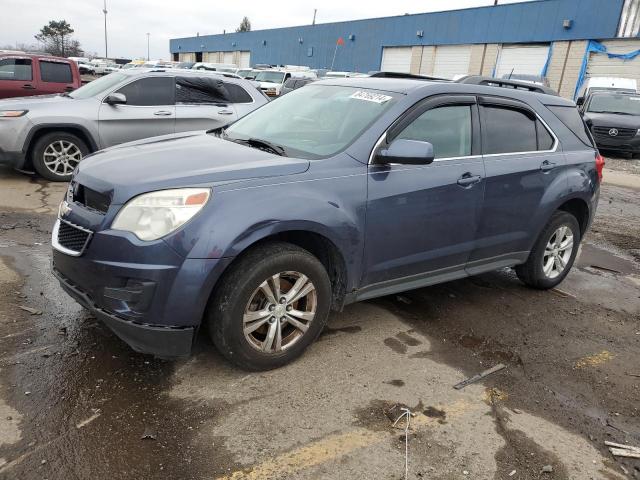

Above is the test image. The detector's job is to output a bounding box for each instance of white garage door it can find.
[495,45,550,77]
[381,47,412,73]
[239,51,251,68]
[587,39,640,81]
[223,51,235,65]
[433,45,472,79]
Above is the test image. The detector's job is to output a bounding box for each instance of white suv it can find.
[254,69,317,97]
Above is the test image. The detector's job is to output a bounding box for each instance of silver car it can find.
[0,69,268,181]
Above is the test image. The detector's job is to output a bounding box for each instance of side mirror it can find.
[104,93,127,105]
[576,96,585,106]
[374,139,435,165]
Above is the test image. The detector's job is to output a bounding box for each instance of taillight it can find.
[595,152,605,182]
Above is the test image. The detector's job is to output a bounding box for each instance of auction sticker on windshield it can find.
[350,91,393,104]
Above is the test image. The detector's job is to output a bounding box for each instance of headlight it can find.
[112,188,210,241]
[0,110,28,117]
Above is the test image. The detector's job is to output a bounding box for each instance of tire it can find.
[515,211,581,289]
[208,241,332,371]
[31,131,89,182]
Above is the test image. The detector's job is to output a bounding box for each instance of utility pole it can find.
[103,0,108,58]
[146,33,150,61]
[312,9,317,25]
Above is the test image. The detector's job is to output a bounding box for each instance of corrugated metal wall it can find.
[170,0,624,72]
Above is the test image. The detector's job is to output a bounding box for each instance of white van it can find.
[578,77,638,99]
[254,69,317,97]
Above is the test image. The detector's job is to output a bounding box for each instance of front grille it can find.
[69,182,111,214]
[593,126,637,139]
[58,221,92,253]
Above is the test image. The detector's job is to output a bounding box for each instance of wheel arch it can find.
[556,197,590,236]
[24,124,98,170]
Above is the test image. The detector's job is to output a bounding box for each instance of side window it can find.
[482,106,537,154]
[0,58,32,81]
[395,105,472,159]
[40,61,72,83]
[224,83,253,103]
[176,76,230,104]
[536,120,555,150]
[116,77,174,106]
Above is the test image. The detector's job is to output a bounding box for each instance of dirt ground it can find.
[0,159,638,480]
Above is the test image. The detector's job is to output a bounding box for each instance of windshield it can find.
[587,94,640,115]
[69,72,128,99]
[254,71,285,84]
[224,85,397,159]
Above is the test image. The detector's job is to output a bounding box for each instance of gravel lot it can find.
[0,158,638,480]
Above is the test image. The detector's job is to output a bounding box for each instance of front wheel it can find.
[31,132,88,182]
[516,211,581,289]
[208,242,332,370]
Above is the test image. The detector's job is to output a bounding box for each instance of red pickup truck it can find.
[0,53,81,99]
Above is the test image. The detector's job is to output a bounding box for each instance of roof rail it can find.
[456,75,558,96]
[369,71,450,82]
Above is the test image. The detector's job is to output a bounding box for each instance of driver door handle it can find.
[22,84,36,90]
[457,173,482,187]
[218,109,234,115]
[540,160,557,172]
[153,110,173,116]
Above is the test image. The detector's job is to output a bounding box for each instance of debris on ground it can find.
[141,426,157,440]
[574,350,614,369]
[541,465,553,473]
[396,295,412,305]
[589,264,622,274]
[605,441,640,459]
[509,470,516,477]
[453,363,506,390]
[626,372,640,378]
[76,409,102,429]
[18,305,42,315]
[384,403,414,427]
[550,288,575,299]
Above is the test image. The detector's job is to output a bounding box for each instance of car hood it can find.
[0,94,73,109]
[583,112,640,129]
[74,131,310,205]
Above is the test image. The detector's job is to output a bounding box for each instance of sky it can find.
[0,0,530,60]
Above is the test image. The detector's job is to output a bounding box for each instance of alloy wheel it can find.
[43,140,82,177]
[243,271,317,353]
[542,225,574,279]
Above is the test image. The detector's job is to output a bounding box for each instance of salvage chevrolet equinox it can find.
[52,76,603,370]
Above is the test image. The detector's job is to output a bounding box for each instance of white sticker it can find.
[350,91,392,104]
[630,97,640,101]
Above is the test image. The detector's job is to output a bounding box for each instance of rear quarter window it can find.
[547,105,595,148]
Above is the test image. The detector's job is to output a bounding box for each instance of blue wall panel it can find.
[170,0,624,72]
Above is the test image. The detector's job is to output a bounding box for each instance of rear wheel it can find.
[208,242,332,370]
[32,132,88,182]
[515,211,581,289]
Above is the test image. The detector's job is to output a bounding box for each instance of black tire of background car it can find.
[515,211,581,289]
[31,132,89,182]
[208,241,332,371]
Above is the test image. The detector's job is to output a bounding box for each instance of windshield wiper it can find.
[233,137,287,156]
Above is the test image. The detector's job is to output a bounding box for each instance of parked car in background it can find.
[0,69,268,181]
[254,68,317,97]
[323,71,368,79]
[176,61,195,69]
[193,62,238,73]
[580,91,640,157]
[280,77,315,95]
[76,61,96,75]
[236,68,257,79]
[51,76,601,369]
[68,56,90,65]
[0,53,81,99]
[578,77,637,100]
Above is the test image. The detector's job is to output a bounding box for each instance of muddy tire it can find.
[31,132,88,182]
[516,211,581,289]
[208,241,332,371]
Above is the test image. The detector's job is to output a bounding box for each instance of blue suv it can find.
[51,76,603,370]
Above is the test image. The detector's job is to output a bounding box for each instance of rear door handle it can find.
[153,110,173,116]
[218,109,234,115]
[540,160,557,172]
[22,84,36,90]
[457,173,482,187]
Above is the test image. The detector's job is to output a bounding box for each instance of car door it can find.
[467,96,563,270]
[0,57,36,98]
[98,76,175,148]
[175,76,238,132]
[37,59,76,95]
[361,95,485,290]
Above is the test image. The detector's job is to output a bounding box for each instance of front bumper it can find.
[52,218,232,357]
[53,267,194,357]
[0,148,25,168]
[593,134,640,154]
